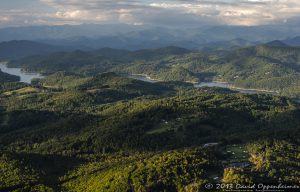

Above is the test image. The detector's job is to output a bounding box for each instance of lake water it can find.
[0,62,43,83]
[195,81,279,95]
[127,74,279,95]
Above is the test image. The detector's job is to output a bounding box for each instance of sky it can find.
[0,0,300,28]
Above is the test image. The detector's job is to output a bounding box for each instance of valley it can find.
[1,25,300,192]
[0,62,281,97]
[3,1,300,192]
[3,42,300,97]
[1,70,300,191]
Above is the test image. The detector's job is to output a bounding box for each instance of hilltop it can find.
[1,72,300,191]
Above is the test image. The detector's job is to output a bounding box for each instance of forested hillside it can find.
[1,73,300,191]
[7,43,300,97]
[0,70,19,83]
[2,0,300,190]
[7,46,191,75]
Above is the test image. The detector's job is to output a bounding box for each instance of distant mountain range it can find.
[0,38,298,61]
[0,24,148,42]
[0,24,300,50]
[283,36,300,46]
[0,40,72,59]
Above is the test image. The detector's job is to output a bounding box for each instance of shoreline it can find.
[227,86,279,94]
[129,73,199,84]
[127,73,280,95]
[0,62,44,83]
[207,80,279,94]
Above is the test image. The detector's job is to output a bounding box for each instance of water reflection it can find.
[0,62,43,83]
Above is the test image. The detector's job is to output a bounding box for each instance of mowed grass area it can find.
[226,145,249,162]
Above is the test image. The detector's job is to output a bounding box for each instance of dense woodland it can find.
[6,42,300,98]
[0,70,300,191]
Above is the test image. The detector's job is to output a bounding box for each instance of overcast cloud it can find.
[0,0,300,27]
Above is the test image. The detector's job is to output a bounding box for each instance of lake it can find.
[195,81,279,95]
[126,74,279,95]
[0,62,43,83]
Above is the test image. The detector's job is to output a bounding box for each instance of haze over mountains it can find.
[1,23,300,51]
[2,0,300,191]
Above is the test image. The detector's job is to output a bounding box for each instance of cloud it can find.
[0,16,10,22]
[148,0,300,26]
[0,0,300,27]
